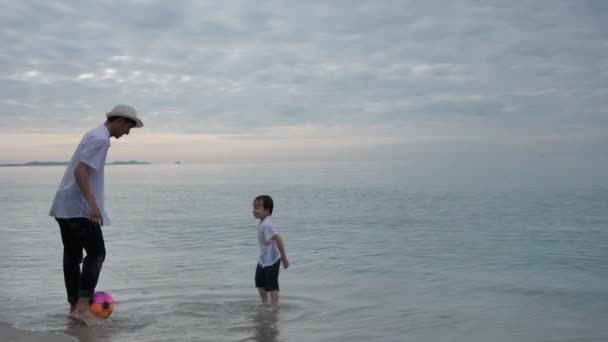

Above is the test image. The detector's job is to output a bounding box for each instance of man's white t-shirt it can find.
[49,125,111,225]
[258,217,280,267]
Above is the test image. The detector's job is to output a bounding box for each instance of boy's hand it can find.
[282,258,290,269]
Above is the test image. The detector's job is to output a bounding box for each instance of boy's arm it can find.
[74,161,101,225]
[272,234,289,269]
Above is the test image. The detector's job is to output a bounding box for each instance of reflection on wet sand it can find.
[251,307,279,342]
[63,320,114,342]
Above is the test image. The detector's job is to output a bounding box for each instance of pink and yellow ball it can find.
[89,291,114,318]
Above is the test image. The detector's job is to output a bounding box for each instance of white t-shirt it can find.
[258,217,280,267]
[49,125,111,225]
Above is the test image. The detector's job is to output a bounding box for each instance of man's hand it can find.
[282,257,290,269]
[89,203,102,225]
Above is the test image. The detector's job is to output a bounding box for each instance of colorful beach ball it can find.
[89,291,114,318]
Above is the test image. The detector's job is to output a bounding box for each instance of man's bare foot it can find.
[68,297,107,326]
[68,311,81,321]
[70,310,108,326]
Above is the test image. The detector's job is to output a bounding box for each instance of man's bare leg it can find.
[257,287,270,306]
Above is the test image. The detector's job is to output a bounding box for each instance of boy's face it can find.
[252,200,269,219]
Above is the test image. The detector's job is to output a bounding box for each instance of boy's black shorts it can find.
[255,259,281,291]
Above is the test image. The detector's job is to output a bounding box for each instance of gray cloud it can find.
[0,0,606,153]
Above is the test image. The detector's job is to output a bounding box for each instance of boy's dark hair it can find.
[254,195,274,214]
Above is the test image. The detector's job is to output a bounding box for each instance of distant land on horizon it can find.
[0,160,150,167]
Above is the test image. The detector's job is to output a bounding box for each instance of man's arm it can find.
[74,161,101,225]
[272,234,289,269]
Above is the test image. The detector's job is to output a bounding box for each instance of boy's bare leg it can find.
[70,297,107,325]
[269,291,280,310]
[257,287,270,306]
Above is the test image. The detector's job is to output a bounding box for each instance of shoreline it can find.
[0,322,75,342]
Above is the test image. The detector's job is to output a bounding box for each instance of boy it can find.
[49,104,143,325]
[252,195,289,310]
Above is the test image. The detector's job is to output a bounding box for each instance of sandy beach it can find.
[0,323,75,342]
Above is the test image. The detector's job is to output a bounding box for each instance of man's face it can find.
[114,118,135,138]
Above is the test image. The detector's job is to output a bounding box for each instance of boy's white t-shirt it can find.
[258,217,280,267]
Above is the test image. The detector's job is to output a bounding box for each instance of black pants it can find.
[56,217,106,305]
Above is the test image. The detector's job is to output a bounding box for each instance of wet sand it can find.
[0,322,75,342]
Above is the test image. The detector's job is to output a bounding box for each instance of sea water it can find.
[1,158,607,341]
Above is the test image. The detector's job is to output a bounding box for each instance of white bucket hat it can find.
[106,104,144,128]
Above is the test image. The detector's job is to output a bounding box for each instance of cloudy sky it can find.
[1,1,606,163]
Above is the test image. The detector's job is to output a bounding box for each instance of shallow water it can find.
[1,159,607,341]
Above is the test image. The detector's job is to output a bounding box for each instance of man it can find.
[49,105,143,324]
